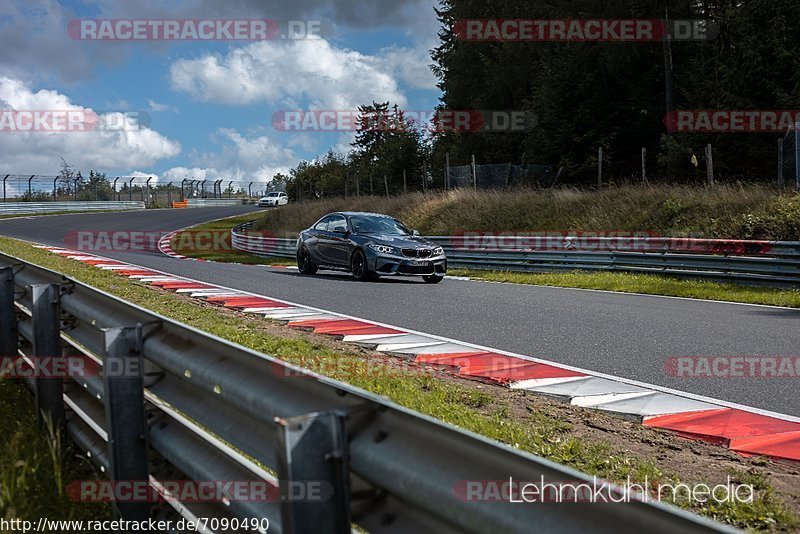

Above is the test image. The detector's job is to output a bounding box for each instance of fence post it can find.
[384,174,389,197]
[641,148,647,183]
[275,411,350,534]
[597,147,603,188]
[777,138,784,188]
[28,175,34,199]
[0,267,17,361]
[30,284,65,429]
[471,155,477,190]
[228,181,233,199]
[102,325,151,522]
[403,169,407,194]
[53,177,58,200]
[706,143,715,186]
[129,178,134,201]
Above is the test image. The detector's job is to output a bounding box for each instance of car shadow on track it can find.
[267,269,428,285]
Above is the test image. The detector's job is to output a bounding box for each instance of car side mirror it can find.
[332,226,348,234]
[412,230,420,236]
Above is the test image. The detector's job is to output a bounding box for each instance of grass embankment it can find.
[250,184,800,240]
[0,379,111,522]
[0,236,797,531]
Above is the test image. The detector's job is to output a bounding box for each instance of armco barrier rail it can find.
[0,201,145,215]
[231,222,800,287]
[185,199,242,207]
[0,251,729,533]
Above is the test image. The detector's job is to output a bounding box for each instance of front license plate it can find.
[409,260,430,267]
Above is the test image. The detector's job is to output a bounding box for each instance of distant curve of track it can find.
[2,207,798,416]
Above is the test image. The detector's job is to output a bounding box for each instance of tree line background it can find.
[282,0,800,199]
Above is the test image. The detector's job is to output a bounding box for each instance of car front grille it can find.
[402,248,432,258]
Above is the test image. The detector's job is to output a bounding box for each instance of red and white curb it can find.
[37,244,800,463]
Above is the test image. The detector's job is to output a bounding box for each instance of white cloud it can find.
[0,76,181,174]
[161,127,297,185]
[372,45,437,91]
[147,99,177,113]
[169,39,408,109]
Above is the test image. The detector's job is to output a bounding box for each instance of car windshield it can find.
[267,193,280,197]
[349,215,411,236]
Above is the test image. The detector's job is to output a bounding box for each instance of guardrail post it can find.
[30,284,65,429]
[275,410,350,534]
[0,267,18,359]
[102,325,150,522]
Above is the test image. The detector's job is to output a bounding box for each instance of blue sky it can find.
[0,0,442,184]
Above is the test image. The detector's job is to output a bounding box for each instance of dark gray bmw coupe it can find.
[296,212,447,283]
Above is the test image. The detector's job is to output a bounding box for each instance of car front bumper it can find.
[369,253,447,277]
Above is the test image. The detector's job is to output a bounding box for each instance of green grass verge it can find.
[0,235,796,531]
[169,211,293,265]
[449,269,800,308]
[0,379,111,522]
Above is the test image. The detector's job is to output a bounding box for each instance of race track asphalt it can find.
[2,207,798,416]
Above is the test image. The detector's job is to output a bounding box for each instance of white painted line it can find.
[258,311,321,319]
[242,306,295,313]
[402,343,485,355]
[511,377,587,389]
[375,342,447,353]
[352,334,441,346]
[342,333,408,342]
[572,391,655,407]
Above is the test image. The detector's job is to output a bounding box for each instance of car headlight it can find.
[433,247,445,256]
[368,244,399,255]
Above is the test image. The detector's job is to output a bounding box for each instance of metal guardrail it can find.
[0,201,145,215]
[0,251,729,533]
[231,222,800,287]
[185,199,243,207]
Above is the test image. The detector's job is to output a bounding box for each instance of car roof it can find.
[337,212,394,218]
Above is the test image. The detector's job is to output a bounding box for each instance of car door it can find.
[306,216,331,262]
[317,214,351,267]
[279,193,288,205]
